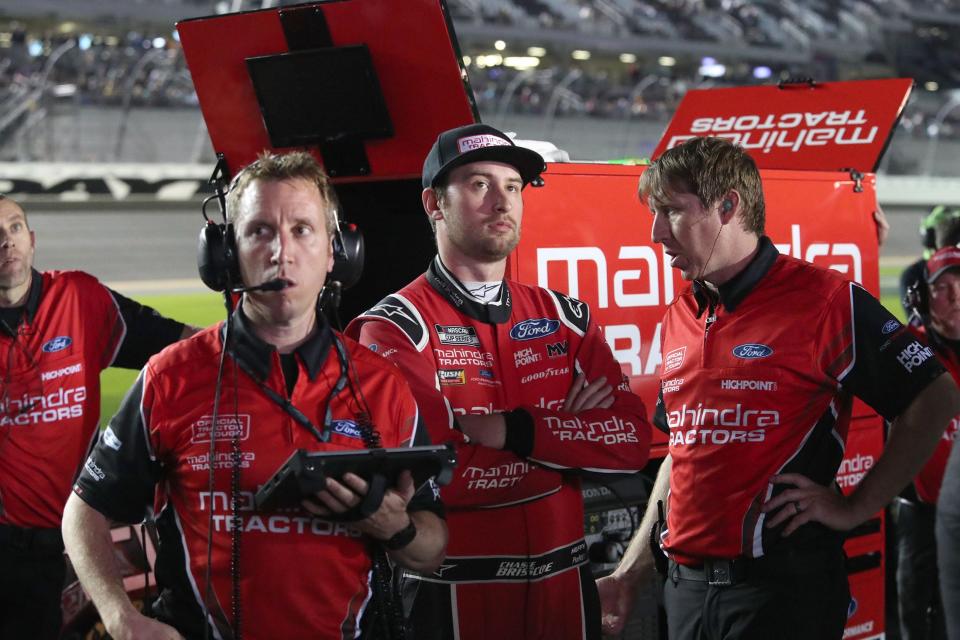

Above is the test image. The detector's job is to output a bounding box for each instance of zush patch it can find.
[438,369,467,386]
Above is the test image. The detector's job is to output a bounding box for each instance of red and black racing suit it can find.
[347,256,651,640]
[657,237,944,639]
[73,308,442,640]
[0,269,185,639]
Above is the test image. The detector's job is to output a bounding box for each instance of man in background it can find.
[897,246,960,640]
[0,194,195,639]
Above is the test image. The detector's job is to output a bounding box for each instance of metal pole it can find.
[923,97,960,176]
[113,47,167,160]
[543,68,582,140]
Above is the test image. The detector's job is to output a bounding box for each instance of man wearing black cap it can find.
[346,123,652,640]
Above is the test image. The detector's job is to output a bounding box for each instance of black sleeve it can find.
[406,413,445,519]
[653,389,668,434]
[73,370,161,523]
[108,288,185,369]
[839,284,945,421]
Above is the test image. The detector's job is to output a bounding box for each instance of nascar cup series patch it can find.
[435,324,480,347]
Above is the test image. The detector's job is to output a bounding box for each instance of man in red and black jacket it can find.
[597,137,960,640]
[0,195,194,639]
[897,246,960,640]
[346,124,652,640]
[62,152,447,640]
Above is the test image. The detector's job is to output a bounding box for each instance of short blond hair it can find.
[226,151,338,235]
[639,137,765,234]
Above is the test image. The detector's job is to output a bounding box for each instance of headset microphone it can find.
[230,279,289,294]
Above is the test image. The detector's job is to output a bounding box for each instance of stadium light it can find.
[620,53,637,64]
[494,40,506,51]
[698,56,725,78]
[152,37,166,49]
[504,56,540,70]
[572,50,591,61]
[476,54,503,67]
[528,46,547,57]
[753,66,772,80]
[926,81,939,92]
[78,34,93,51]
[28,40,43,57]
[658,56,676,67]
[462,55,472,67]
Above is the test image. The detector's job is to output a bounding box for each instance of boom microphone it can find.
[231,279,289,294]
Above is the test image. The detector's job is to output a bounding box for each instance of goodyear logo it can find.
[42,336,72,353]
[732,343,773,359]
[510,319,560,341]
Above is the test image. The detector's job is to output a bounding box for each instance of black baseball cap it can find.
[421,123,546,189]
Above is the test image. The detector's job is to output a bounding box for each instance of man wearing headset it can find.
[597,137,960,640]
[902,247,960,640]
[900,205,960,324]
[347,123,652,640]
[61,152,447,639]
[0,194,195,640]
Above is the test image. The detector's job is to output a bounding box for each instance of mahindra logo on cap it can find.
[732,343,773,359]
[458,134,510,152]
[42,336,72,352]
[510,319,560,341]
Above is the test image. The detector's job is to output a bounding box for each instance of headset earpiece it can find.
[328,204,365,290]
[905,260,930,320]
[197,220,241,292]
[721,199,733,213]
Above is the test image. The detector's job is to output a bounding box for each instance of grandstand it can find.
[2,0,960,172]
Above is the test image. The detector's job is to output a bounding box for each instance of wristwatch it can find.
[383,519,417,550]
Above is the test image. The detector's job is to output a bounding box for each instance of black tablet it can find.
[254,444,456,512]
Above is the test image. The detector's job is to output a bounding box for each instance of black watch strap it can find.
[383,518,417,551]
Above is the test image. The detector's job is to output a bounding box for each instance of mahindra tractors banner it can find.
[652,78,913,173]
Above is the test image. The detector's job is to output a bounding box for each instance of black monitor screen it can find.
[246,45,393,148]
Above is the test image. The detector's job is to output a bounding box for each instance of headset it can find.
[197,170,364,294]
[721,198,733,214]
[904,270,929,321]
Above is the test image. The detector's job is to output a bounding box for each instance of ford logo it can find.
[42,336,72,353]
[881,319,900,335]
[510,319,560,341]
[732,343,773,359]
[847,596,857,619]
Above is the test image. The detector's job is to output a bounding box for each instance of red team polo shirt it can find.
[656,238,943,564]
